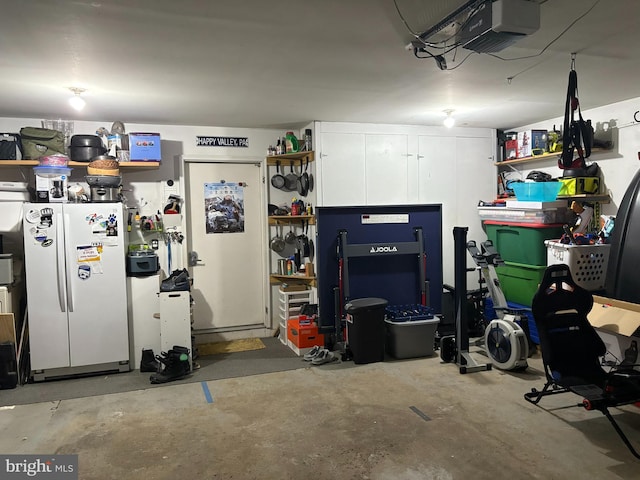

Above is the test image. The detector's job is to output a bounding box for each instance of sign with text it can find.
[0,455,78,479]
[196,136,249,147]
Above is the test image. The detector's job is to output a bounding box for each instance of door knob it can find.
[188,251,202,266]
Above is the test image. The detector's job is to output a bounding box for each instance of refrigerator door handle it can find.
[64,213,74,313]
[56,212,66,312]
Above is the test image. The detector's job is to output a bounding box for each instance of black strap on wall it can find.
[559,57,593,170]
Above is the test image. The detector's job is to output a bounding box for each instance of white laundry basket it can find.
[545,240,611,291]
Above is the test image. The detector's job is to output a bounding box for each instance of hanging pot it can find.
[271,161,287,190]
[285,224,297,244]
[270,226,285,253]
[284,161,298,191]
[297,157,309,197]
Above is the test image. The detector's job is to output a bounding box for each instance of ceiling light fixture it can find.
[443,110,455,128]
[68,87,86,111]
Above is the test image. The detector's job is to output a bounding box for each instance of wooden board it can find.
[0,313,16,344]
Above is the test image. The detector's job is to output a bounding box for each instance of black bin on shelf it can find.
[344,297,388,364]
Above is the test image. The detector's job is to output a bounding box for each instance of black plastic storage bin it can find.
[344,297,388,364]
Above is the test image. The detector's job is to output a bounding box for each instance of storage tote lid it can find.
[483,220,563,228]
[344,297,388,314]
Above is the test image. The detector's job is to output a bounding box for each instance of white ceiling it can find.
[2,0,639,131]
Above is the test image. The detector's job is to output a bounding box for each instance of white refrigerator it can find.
[23,203,130,381]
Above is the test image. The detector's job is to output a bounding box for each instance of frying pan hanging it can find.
[271,161,286,190]
[297,157,309,197]
[270,225,285,252]
[296,220,311,257]
[284,161,298,191]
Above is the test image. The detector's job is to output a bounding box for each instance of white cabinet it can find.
[417,134,495,286]
[159,291,192,366]
[127,274,161,369]
[318,132,412,206]
[365,134,409,205]
[317,132,365,206]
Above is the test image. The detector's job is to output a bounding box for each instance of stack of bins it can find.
[483,221,564,345]
[483,221,564,307]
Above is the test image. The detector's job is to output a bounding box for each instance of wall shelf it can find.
[268,215,315,225]
[266,151,314,167]
[269,274,316,287]
[495,147,614,167]
[0,160,160,169]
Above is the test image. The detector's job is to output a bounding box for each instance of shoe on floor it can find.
[303,346,324,362]
[311,349,338,365]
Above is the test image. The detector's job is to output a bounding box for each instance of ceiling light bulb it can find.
[69,95,85,111]
[443,110,455,128]
[68,87,86,111]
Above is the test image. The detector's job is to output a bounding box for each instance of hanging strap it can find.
[559,65,592,170]
[560,69,577,169]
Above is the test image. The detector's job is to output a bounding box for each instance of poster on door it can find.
[204,182,245,234]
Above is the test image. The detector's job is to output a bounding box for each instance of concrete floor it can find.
[1,351,639,479]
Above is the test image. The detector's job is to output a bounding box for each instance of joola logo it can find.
[369,246,398,253]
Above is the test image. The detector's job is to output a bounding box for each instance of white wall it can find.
[0,117,284,263]
[509,97,640,215]
[314,121,497,288]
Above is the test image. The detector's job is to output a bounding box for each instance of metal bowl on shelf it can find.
[85,175,122,188]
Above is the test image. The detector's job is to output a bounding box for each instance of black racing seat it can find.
[524,263,640,459]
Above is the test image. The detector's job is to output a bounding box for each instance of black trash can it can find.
[344,297,388,364]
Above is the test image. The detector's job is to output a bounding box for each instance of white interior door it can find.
[186,161,267,331]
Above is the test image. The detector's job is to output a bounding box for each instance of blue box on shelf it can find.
[129,132,161,161]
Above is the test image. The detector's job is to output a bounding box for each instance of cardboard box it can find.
[129,132,161,161]
[33,166,71,203]
[287,318,324,348]
[505,139,518,160]
[589,296,640,366]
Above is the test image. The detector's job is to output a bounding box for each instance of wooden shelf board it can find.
[557,194,610,203]
[495,148,613,166]
[270,274,316,287]
[0,160,159,169]
[269,215,315,225]
[266,151,314,166]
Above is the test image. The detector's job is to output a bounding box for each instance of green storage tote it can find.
[483,221,564,266]
[495,261,547,307]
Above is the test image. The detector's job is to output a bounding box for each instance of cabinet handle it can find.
[417,155,425,159]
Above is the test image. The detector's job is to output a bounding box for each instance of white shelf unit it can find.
[159,291,192,368]
[278,289,312,345]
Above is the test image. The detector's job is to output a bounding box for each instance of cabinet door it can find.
[418,136,457,286]
[456,136,495,242]
[365,134,409,205]
[317,132,365,206]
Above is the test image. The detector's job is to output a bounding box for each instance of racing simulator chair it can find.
[524,264,640,459]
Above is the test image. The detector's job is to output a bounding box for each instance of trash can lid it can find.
[344,297,389,314]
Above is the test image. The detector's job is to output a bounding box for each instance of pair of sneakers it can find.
[303,345,338,365]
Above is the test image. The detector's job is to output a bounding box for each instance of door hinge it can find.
[262,176,265,184]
